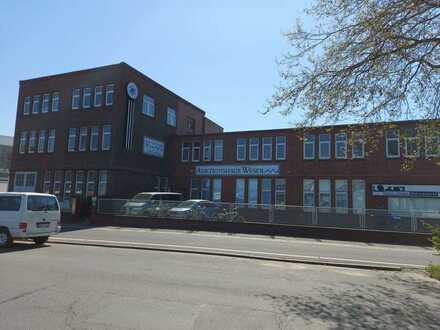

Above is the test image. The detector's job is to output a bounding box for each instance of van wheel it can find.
[33,236,49,245]
[0,228,12,248]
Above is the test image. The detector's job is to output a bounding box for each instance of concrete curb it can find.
[48,237,404,272]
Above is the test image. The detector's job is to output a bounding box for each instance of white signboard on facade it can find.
[372,184,440,198]
[195,164,280,177]
[143,137,165,158]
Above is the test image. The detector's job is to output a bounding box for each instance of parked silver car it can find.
[121,192,182,217]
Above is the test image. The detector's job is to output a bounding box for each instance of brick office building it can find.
[9,63,440,214]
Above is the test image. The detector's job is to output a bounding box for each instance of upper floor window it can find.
[142,95,155,117]
[23,96,31,115]
[72,88,81,109]
[102,125,111,151]
[262,137,272,160]
[79,127,88,152]
[425,134,440,157]
[90,127,99,151]
[403,130,419,158]
[303,134,315,159]
[47,129,56,153]
[319,133,331,159]
[335,133,347,159]
[203,140,212,161]
[19,131,27,154]
[51,92,59,112]
[42,94,50,113]
[276,136,286,160]
[94,86,103,107]
[28,130,36,153]
[32,96,40,114]
[68,128,77,152]
[236,138,246,161]
[249,137,259,160]
[167,107,177,127]
[352,133,365,159]
[83,87,92,109]
[214,139,223,161]
[386,129,400,158]
[105,84,114,106]
[181,142,190,162]
[192,142,201,162]
[37,130,46,153]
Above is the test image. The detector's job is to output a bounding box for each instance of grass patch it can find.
[426,264,440,281]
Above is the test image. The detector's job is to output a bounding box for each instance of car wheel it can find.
[0,228,12,248]
[33,236,49,245]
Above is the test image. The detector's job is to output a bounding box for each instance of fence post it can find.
[312,207,318,225]
[269,205,274,224]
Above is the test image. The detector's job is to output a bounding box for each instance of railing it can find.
[97,199,440,234]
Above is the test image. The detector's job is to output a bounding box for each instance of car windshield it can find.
[132,193,153,201]
[176,201,197,208]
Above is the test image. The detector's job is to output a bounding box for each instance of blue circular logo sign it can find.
[127,82,138,100]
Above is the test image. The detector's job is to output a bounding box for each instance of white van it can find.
[0,192,61,247]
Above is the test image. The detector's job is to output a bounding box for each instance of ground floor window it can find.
[335,179,348,212]
[235,178,245,204]
[303,179,315,207]
[388,197,440,218]
[201,178,210,200]
[352,179,365,212]
[75,171,84,196]
[43,171,51,193]
[212,178,222,202]
[53,171,62,197]
[275,179,286,207]
[98,170,108,196]
[261,178,272,207]
[86,171,97,197]
[63,171,72,209]
[248,179,258,207]
[190,178,201,199]
[319,179,331,208]
[14,171,37,192]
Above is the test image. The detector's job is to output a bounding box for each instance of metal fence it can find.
[97,198,440,234]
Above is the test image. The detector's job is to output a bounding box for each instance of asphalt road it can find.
[1,241,440,330]
[53,225,440,268]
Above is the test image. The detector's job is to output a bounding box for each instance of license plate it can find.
[37,222,50,228]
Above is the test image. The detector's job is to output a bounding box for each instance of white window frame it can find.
[37,130,46,153]
[425,135,440,158]
[47,129,56,153]
[51,92,59,112]
[249,137,259,161]
[274,178,286,207]
[335,132,347,159]
[42,94,50,113]
[166,107,177,127]
[275,136,286,160]
[319,179,331,208]
[86,170,97,197]
[214,139,223,162]
[28,130,36,153]
[303,179,315,207]
[63,171,72,209]
[14,171,37,192]
[386,129,400,158]
[352,133,365,159]
[335,179,348,210]
[94,86,103,107]
[319,133,331,159]
[192,142,201,162]
[72,89,81,109]
[203,140,212,161]
[102,125,111,151]
[262,137,272,161]
[90,127,99,151]
[236,138,246,161]
[68,128,77,152]
[79,127,88,152]
[19,131,27,154]
[303,134,315,160]
[23,96,31,115]
[261,178,272,206]
[142,95,155,117]
[181,143,190,162]
[105,84,114,106]
[83,87,92,109]
[404,135,419,158]
[32,95,40,114]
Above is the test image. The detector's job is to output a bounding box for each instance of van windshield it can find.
[27,196,59,211]
[0,196,21,211]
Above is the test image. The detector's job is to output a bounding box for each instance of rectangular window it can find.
[32,95,40,114]
[214,139,223,161]
[167,107,177,127]
[203,140,212,161]
[142,95,155,117]
[72,88,81,109]
[352,133,365,159]
[212,178,222,202]
[276,136,286,160]
[190,178,201,199]
[304,134,315,159]
[102,125,111,151]
[404,130,419,158]
[186,117,195,131]
[90,127,99,151]
[275,179,286,206]
[319,133,331,159]
[303,179,315,207]
[335,133,347,159]
[51,92,59,112]
[14,172,37,192]
[235,178,245,204]
[53,170,62,196]
[386,129,400,158]
[83,87,92,109]
[47,129,56,153]
[63,171,72,209]
[190,142,200,162]
[352,179,365,211]
[42,94,50,113]
[236,138,246,161]
[261,178,272,206]
[201,178,210,200]
[425,134,440,157]
[248,178,258,207]
[68,128,77,152]
[23,96,31,115]
[319,179,331,208]
[94,86,103,107]
[335,179,348,210]
[98,170,108,196]
[79,127,88,152]
[75,171,84,195]
[181,142,190,162]
[43,170,51,193]
[19,131,27,154]
[105,84,114,106]
[86,170,97,196]
[37,130,46,153]
[262,137,272,160]
[249,137,259,160]
[28,130,36,153]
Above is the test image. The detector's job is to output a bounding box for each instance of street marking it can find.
[85,226,433,254]
[50,236,426,268]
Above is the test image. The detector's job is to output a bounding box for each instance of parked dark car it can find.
[167,200,225,220]
[121,192,183,217]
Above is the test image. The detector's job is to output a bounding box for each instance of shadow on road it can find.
[0,242,48,254]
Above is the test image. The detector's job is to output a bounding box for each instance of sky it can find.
[0,0,310,136]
